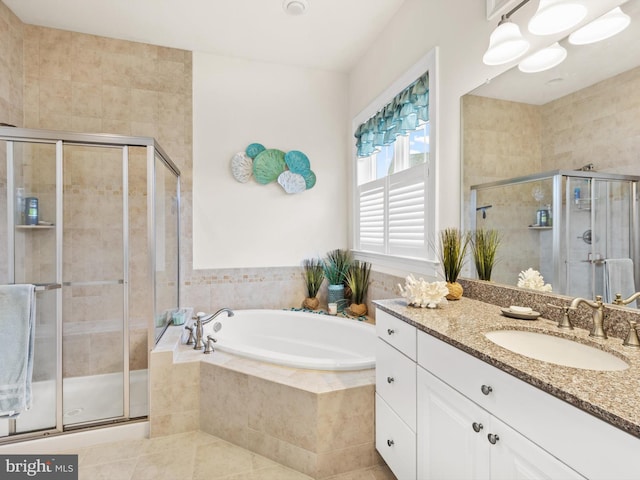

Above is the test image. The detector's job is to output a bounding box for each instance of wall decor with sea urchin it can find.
[231,143,316,194]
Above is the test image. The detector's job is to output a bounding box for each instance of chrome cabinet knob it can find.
[472,422,483,433]
[487,433,500,445]
[387,376,395,384]
[387,439,394,447]
[387,328,395,335]
[481,384,493,395]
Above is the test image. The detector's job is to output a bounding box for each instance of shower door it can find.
[564,176,638,300]
[61,144,129,427]
[2,141,60,437]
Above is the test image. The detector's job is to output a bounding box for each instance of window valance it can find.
[354,72,429,158]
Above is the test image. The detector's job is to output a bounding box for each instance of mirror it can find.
[462,0,640,307]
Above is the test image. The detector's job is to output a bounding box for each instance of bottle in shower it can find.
[25,197,38,225]
[15,187,24,225]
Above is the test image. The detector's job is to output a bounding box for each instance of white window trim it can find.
[350,48,439,279]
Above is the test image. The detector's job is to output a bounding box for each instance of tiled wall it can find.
[462,94,543,285]
[540,65,640,175]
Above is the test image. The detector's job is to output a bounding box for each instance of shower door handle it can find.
[35,283,62,291]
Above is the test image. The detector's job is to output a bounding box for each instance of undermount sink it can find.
[485,330,629,371]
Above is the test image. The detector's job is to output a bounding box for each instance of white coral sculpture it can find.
[398,274,449,308]
[517,268,552,292]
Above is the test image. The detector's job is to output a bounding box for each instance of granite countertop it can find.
[374,297,640,439]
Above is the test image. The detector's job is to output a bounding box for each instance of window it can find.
[351,50,437,272]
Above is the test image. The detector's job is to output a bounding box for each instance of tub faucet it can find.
[569,296,607,339]
[193,308,234,351]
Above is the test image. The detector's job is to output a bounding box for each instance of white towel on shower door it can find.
[0,284,36,418]
[603,258,637,307]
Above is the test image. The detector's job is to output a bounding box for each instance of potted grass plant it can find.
[438,228,469,300]
[470,228,501,281]
[302,258,324,310]
[323,248,352,312]
[345,260,372,316]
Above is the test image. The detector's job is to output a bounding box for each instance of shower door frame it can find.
[1,126,180,443]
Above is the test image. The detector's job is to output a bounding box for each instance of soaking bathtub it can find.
[203,309,376,370]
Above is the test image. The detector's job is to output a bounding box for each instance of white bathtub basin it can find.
[485,330,629,371]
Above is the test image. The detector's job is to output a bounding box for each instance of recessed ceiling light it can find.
[283,0,309,16]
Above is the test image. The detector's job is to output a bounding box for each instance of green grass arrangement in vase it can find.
[345,260,372,316]
[302,258,324,310]
[470,228,501,281]
[323,249,352,312]
[438,228,469,300]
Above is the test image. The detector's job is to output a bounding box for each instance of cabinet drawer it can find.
[376,338,416,430]
[376,393,416,480]
[376,309,416,360]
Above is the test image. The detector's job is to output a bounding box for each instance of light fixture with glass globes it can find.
[568,6,631,45]
[528,0,587,35]
[518,41,567,72]
[483,0,532,66]
[483,1,631,68]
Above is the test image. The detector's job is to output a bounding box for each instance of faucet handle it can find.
[546,303,575,330]
[184,325,195,345]
[614,294,623,305]
[623,320,640,349]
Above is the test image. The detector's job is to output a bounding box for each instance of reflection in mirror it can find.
[462,0,640,307]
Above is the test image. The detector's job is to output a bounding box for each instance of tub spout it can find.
[194,308,234,351]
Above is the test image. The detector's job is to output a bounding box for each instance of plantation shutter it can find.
[388,165,426,257]
[358,178,385,253]
[356,164,427,259]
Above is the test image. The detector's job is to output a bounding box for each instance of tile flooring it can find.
[67,431,396,480]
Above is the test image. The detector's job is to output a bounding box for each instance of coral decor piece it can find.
[517,268,553,292]
[398,274,449,309]
[230,143,316,194]
[230,152,253,183]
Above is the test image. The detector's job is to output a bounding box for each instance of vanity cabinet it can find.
[375,310,417,480]
[417,366,584,479]
[375,307,640,480]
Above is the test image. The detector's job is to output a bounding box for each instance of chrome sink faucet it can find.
[568,296,607,339]
[192,308,234,351]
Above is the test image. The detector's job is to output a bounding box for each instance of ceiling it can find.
[4,0,406,72]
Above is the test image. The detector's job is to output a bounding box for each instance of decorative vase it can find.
[446,281,463,300]
[350,303,367,316]
[327,284,346,312]
[303,297,320,310]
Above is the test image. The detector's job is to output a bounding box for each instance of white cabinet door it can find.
[417,367,491,480]
[489,416,586,480]
[376,393,416,480]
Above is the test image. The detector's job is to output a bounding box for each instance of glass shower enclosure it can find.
[0,127,180,442]
[470,170,640,300]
